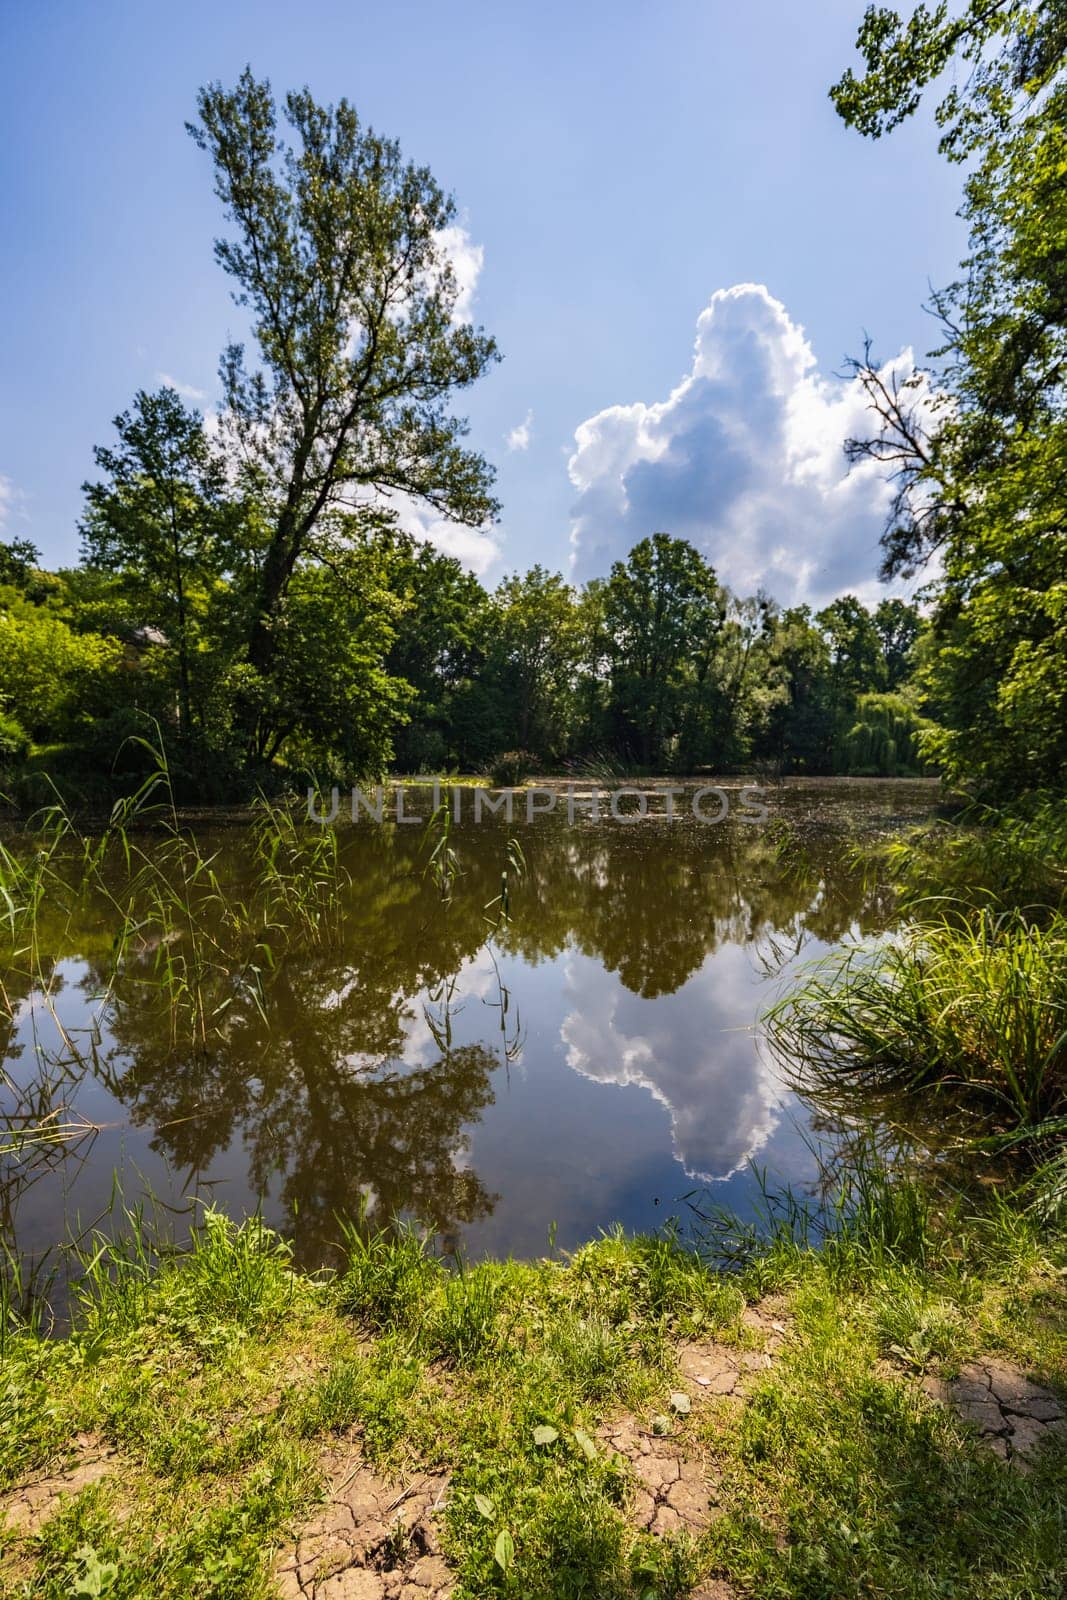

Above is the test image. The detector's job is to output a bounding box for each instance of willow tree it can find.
[840,692,931,776]
[187,69,499,716]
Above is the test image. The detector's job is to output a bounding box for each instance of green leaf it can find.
[532,1424,559,1446]
[71,1546,118,1598]
[669,1390,691,1414]
[572,1427,597,1460]
[494,1528,515,1572]
[474,1492,495,1520]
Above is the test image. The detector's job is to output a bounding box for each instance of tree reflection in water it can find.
[0,782,932,1265]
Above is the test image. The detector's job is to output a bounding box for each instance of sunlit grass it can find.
[0,1203,1063,1599]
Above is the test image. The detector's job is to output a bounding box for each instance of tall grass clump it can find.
[880,792,1067,913]
[690,1139,940,1289]
[251,792,350,945]
[70,1206,301,1349]
[335,1213,440,1331]
[767,907,1067,1136]
[488,749,537,787]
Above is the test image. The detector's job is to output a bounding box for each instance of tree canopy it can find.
[185,69,499,751]
[833,2,1067,795]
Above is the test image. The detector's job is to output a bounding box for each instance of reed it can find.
[420,801,526,1062]
[251,791,350,946]
[1,731,356,1068]
[766,906,1067,1135]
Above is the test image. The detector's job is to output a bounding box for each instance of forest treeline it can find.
[0,515,929,798]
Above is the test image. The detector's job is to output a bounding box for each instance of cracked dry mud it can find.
[593,1319,788,1598]
[273,1453,453,1600]
[0,1434,121,1539]
[0,1314,786,1600]
[921,1358,1066,1467]
[597,1340,754,1538]
[598,1413,722,1537]
[276,1325,780,1600]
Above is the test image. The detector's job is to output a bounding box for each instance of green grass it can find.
[877,794,1067,914]
[766,907,1067,1137]
[0,1198,1064,1600]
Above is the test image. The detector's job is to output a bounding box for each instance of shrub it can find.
[489,749,537,786]
[0,712,30,766]
[0,605,121,739]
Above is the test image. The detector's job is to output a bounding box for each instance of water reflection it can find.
[561,948,786,1181]
[0,781,934,1266]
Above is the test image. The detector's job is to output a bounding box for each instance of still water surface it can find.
[1,780,938,1271]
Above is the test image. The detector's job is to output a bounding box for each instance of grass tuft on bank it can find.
[767,907,1067,1134]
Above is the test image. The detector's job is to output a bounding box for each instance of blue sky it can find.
[1,0,964,605]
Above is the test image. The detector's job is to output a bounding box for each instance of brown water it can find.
[0,779,938,1273]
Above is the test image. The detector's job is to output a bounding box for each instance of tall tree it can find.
[264,538,411,775]
[81,386,230,736]
[378,531,494,770]
[817,595,885,712]
[0,538,41,592]
[489,566,581,756]
[603,534,725,767]
[187,69,499,699]
[833,2,1067,794]
[758,605,835,773]
[873,597,922,690]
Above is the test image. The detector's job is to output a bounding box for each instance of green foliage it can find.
[0,711,30,766]
[73,1208,299,1349]
[840,691,932,775]
[0,536,41,590]
[879,792,1067,911]
[602,533,726,768]
[489,750,537,786]
[260,547,412,776]
[7,529,926,798]
[487,566,583,758]
[874,596,923,688]
[831,1,1065,158]
[0,600,121,741]
[81,386,238,739]
[382,531,498,770]
[834,2,1067,798]
[818,593,884,704]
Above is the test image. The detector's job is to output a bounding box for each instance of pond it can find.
[1,779,939,1277]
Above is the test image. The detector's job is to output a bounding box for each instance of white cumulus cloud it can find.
[506,410,534,452]
[389,490,501,578]
[418,516,500,578]
[568,284,929,607]
[0,474,28,536]
[435,224,484,325]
